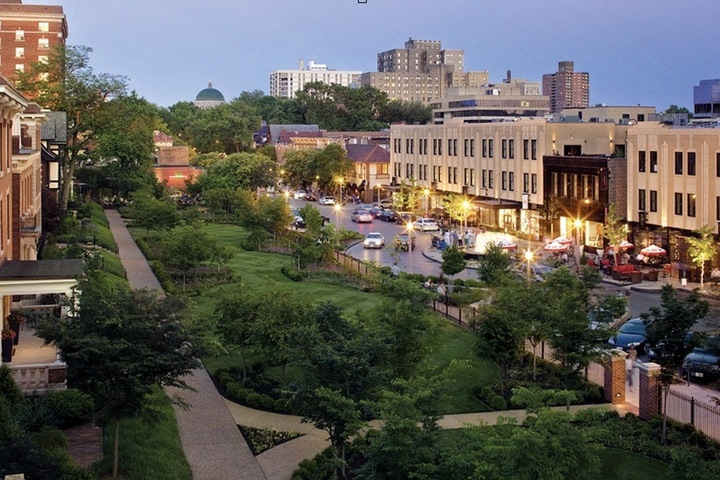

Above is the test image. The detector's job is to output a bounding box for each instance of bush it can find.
[32,426,68,450]
[281,265,305,282]
[489,394,507,411]
[41,389,95,428]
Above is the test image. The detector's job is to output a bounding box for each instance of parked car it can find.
[318,196,335,205]
[415,217,440,231]
[305,193,317,202]
[293,190,307,200]
[363,232,385,249]
[379,199,393,209]
[681,339,720,382]
[292,216,306,229]
[351,209,373,223]
[515,263,554,282]
[393,233,416,251]
[368,206,385,218]
[394,211,416,225]
[377,210,397,222]
[607,317,647,353]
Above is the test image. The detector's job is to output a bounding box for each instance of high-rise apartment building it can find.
[361,38,489,104]
[693,79,720,120]
[269,60,361,99]
[542,61,589,113]
[0,0,67,82]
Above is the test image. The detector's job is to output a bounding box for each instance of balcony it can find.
[6,324,67,394]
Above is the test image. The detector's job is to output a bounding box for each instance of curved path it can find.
[106,210,267,480]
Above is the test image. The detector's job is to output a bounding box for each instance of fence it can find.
[662,388,720,443]
[333,251,371,276]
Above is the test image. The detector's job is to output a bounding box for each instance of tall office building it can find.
[361,38,489,104]
[693,79,720,120]
[0,0,67,82]
[269,60,361,99]
[542,61,589,113]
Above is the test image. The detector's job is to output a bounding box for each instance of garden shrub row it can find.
[214,368,293,414]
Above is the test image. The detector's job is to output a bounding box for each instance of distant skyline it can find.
[55,0,717,109]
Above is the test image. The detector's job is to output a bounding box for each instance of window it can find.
[378,164,389,175]
[650,151,658,173]
[638,151,646,172]
[531,139,537,160]
[523,139,529,160]
[674,152,683,174]
[448,167,452,184]
[488,170,494,188]
[464,139,469,157]
[650,190,657,212]
[432,166,438,182]
[531,174,537,194]
[470,139,475,157]
[464,168,469,186]
[488,139,494,157]
[470,168,475,186]
[639,189,646,211]
[523,173,529,193]
[688,194,696,217]
[501,139,507,158]
[482,139,487,157]
[509,172,515,191]
[15,30,24,41]
[15,47,24,58]
[15,64,24,73]
[501,171,507,190]
[453,167,457,184]
[674,193,683,215]
[39,22,49,32]
[38,38,49,50]
[717,196,720,222]
[508,139,515,159]
[688,152,696,176]
[717,153,720,177]
[38,55,48,64]
[481,169,487,188]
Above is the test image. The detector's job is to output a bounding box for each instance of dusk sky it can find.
[57,0,717,110]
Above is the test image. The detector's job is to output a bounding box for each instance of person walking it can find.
[391,262,400,278]
[626,354,635,391]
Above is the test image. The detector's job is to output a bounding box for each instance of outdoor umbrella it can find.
[613,240,634,249]
[498,239,518,250]
[544,241,568,253]
[640,244,666,257]
[552,235,574,245]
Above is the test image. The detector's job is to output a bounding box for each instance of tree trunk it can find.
[113,416,120,479]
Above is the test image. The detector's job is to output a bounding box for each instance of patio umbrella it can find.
[612,240,634,249]
[640,244,666,257]
[498,239,518,250]
[552,235,574,245]
[544,241,568,253]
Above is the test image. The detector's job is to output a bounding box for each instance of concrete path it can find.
[106,209,267,480]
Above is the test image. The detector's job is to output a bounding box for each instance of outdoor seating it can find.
[611,264,636,282]
[642,269,659,282]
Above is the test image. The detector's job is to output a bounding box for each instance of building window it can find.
[470,139,475,157]
[501,171,507,190]
[488,170,494,188]
[38,38,49,50]
[488,139,494,157]
[15,64,24,73]
[523,173,529,193]
[501,139,507,158]
[649,190,657,212]
[464,168,469,186]
[674,192,683,215]
[447,167,452,184]
[523,139,529,160]
[688,194,696,217]
[508,139,515,159]
[717,153,720,177]
[688,152,696,176]
[509,172,515,191]
[453,167,457,184]
[482,139,487,157]
[717,196,720,222]
[639,189,646,211]
[638,151,646,172]
[470,168,475,186]
[674,152,683,175]
[650,151,658,173]
[39,22,49,32]
[531,173,537,194]
[15,47,24,58]
[531,139,537,160]
[481,169,487,188]
[15,30,24,41]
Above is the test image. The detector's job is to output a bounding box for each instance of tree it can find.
[476,242,513,284]
[160,223,218,292]
[645,285,709,444]
[126,190,180,238]
[187,99,260,153]
[441,246,466,276]
[443,194,473,228]
[686,224,716,291]
[15,45,128,214]
[379,99,432,125]
[35,275,204,479]
[602,203,626,265]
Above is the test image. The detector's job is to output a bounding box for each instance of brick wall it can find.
[638,362,661,419]
[603,350,627,404]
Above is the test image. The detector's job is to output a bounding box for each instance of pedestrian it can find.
[436,282,447,302]
[391,262,400,278]
[626,354,635,390]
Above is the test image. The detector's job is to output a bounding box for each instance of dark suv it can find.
[681,337,720,382]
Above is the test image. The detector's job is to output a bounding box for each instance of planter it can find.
[1,337,12,362]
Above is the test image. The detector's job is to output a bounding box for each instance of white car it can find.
[363,232,385,249]
[318,196,335,205]
[415,218,440,231]
[351,210,373,223]
[293,190,307,200]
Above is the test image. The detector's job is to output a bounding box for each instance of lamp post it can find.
[334,203,341,226]
[524,247,534,284]
[407,221,414,274]
[462,199,470,234]
[336,176,344,203]
[574,218,583,263]
[423,188,430,215]
[376,183,382,204]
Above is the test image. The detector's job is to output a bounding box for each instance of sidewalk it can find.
[106,210,267,480]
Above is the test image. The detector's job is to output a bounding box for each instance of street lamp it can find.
[462,199,471,234]
[524,247,534,284]
[334,202,341,227]
[406,221,415,274]
[336,176,344,202]
[376,183,382,204]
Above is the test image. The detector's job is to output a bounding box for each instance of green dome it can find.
[195,81,225,102]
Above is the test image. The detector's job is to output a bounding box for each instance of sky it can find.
[52,0,718,109]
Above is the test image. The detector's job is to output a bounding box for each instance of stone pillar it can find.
[604,349,627,404]
[637,362,661,419]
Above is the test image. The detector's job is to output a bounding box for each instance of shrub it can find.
[225,384,250,404]
[281,265,305,282]
[32,426,69,450]
[489,394,507,411]
[41,389,94,428]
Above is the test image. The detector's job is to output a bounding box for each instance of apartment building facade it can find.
[269,60,361,99]
[0,0,68,82]
[542,61,590,113]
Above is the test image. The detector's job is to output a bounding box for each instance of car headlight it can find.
[628,342,641,348]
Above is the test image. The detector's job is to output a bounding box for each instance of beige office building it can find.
[269,60,361,99]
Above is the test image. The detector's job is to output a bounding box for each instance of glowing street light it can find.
[423,188,431,215]
[462,199,471,234]
[334,202,341,227]
[523,247,534,284]
[406,221,415,274]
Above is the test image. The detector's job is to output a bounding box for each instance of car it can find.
[293,190,307,200]
[681,339,720,382]
[318,196,335,205]
[608,317,647,353]
[292,216,306,229]
[379,199,393,209]
[394,211,416,225]
[393,233,416,251]
[363,232,385,249]
[515,263,554,282]
[377,209,397,222]
[351,209,373,223]
[415,218,440,231]
[368,206,385,218]
[305,193,317,202]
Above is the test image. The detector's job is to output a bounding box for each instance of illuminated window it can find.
[15,30,24,41]
[39,22,49,32]
[38,38,49,49]
[15,47,24,58]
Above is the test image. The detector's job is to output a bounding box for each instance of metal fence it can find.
[662,388,720,443]
[333,251,371,276]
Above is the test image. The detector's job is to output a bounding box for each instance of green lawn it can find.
[599,447,668,478]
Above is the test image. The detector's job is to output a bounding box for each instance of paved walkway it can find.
[106,210,267,480]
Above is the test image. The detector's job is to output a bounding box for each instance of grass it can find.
[94,390,192,480]
[598,447,669,478]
